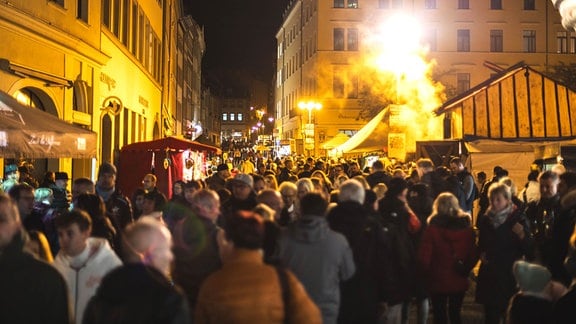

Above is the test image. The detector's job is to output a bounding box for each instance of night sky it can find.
[184,0,291,84]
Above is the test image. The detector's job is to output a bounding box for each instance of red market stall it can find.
[118,136,221,199]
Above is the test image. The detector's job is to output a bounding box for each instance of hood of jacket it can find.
[288,215,330,243]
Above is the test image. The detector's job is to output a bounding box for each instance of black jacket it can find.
[83,263,190,324]
[0,230,70,324]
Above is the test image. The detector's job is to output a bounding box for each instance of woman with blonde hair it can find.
[264,174,279,191]
[417,192,479,324]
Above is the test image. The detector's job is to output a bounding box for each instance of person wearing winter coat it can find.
[0,194,71,324]
[475,183,534,324]
[195,211,321,324]
[418,192,479,324]
[53,209,122,324]
[276,192,355,324]
[327,179,389,323]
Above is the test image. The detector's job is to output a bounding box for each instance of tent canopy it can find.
[0,89,97,158]
[118,136,221,199]
[331,107,389,155]
[322,133,350,150]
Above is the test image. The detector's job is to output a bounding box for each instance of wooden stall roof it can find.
[434,62,576,142]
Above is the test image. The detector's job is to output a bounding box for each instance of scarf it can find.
[487,204,513,228]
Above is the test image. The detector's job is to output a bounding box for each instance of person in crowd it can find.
[373,182,388,201]
[506,260,564,324]
[195,211,321,323]
[51,171,70,210]
[378,177,422,324]
[26,229,54,263]
[220,173,257,227]
[252,174,266,193]
[170,180,187,204]
[475,183,534,324]
[96,162,133,233]
[83,217,190,323]
[477,166,508,220]
[172,189,222,318]
[366,159,392,189]
[2,163,20,192]
[277,157,296,184]
[264,174,279,190]
[8,183,42,232]
[53,209,122,324]
[131,188,146,221]
[140,191,167,223]
[183,180,203,208]
[39,170,56,189]
[525,170,566,283]
[0,194,71,324]
[206,163,231,191]
[18,164,39,188]
[518,170,541,205]
[327,179,390,323]
[278,181,298,226]
[142,173,159,194]
[276,192,355,324]
[553,223,576,322]
[71,177,96,206]
[415,158,445,200]
[329,163,346,185]
[449,157,477,214]
[240,157,256,174]
[256,162,267,176]
[417,193,479,324]
[347,160,364,178]
[74,193,118,251]
[257,189,284,220]
[476,171,487,194]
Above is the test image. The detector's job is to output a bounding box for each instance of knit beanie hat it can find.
[513,260,551,293]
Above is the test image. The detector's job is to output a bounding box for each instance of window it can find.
[458,0,469,9]
[102,0,110,27]
[334,28,345,51]
[490,0,502,10]
[523,0,535,10]
[425,0,436,9]
[570,33,576,53]
[347,74,359,98]
[378,0,389,8]
[222,113,228,121]
[50,0,65,6]
[333,71,345,98]
[347,0,358,8]
[490,30,503,52]
[457,73,470,94]
[423,29,437,52]
[523,30,536,53]
[238,113,243,121]
[457,29,470,52]
[77,0,88,22]
[230,113,235,121]
[348,29,358,51]
[557,31,568,53]
[334,0,344,8]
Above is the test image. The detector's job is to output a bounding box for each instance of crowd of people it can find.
[1,155,576,324]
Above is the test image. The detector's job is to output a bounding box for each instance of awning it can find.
[322,133,350,150]
[0,90,97,159]
[331,107,389,155]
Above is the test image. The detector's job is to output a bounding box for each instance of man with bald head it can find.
[256,189,284,221]
[0,194,70,324]
[84,218,190,323]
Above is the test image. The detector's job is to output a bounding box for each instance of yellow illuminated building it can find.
[276,0,576,157]
[0,0,194,181]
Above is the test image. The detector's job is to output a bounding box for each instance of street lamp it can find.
[298,100,322,156]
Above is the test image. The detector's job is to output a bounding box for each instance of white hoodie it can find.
[53,237,122,324]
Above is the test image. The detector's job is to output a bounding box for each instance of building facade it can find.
[276,0,576,157]
[0,0,206,181]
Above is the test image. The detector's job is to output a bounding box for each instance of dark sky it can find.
[184,0,290,83]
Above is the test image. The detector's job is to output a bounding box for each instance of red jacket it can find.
[417,214,479,294]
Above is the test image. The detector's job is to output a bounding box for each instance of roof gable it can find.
[434,62,576,141]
